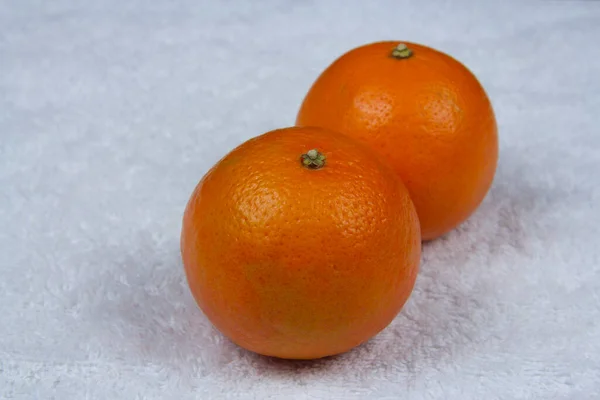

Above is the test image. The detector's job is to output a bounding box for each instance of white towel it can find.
[1,1,599,398]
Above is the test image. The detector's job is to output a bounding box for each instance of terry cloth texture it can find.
[1,1,599,399]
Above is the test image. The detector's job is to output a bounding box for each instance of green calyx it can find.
[391,43,413,59]
[301,149,326,169]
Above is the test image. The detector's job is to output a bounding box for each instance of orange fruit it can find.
[181,126,421,359]
[296,41,498,240]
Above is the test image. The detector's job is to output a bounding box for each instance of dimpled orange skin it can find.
[181,126,421,359]
[296,41,498,240]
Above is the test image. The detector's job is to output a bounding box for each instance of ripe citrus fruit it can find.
[296,41,498,240]
[181,126,421,359]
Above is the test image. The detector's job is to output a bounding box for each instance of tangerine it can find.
[181,126,421,359]
[297,41,498,240]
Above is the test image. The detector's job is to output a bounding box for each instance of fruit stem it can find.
[391,43,413,59]
[301,149,326,169]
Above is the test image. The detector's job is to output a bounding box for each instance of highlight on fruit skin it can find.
[181,126,421,359]
[296,41,499,240]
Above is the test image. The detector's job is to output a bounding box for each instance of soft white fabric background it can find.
[1,0,599,398]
